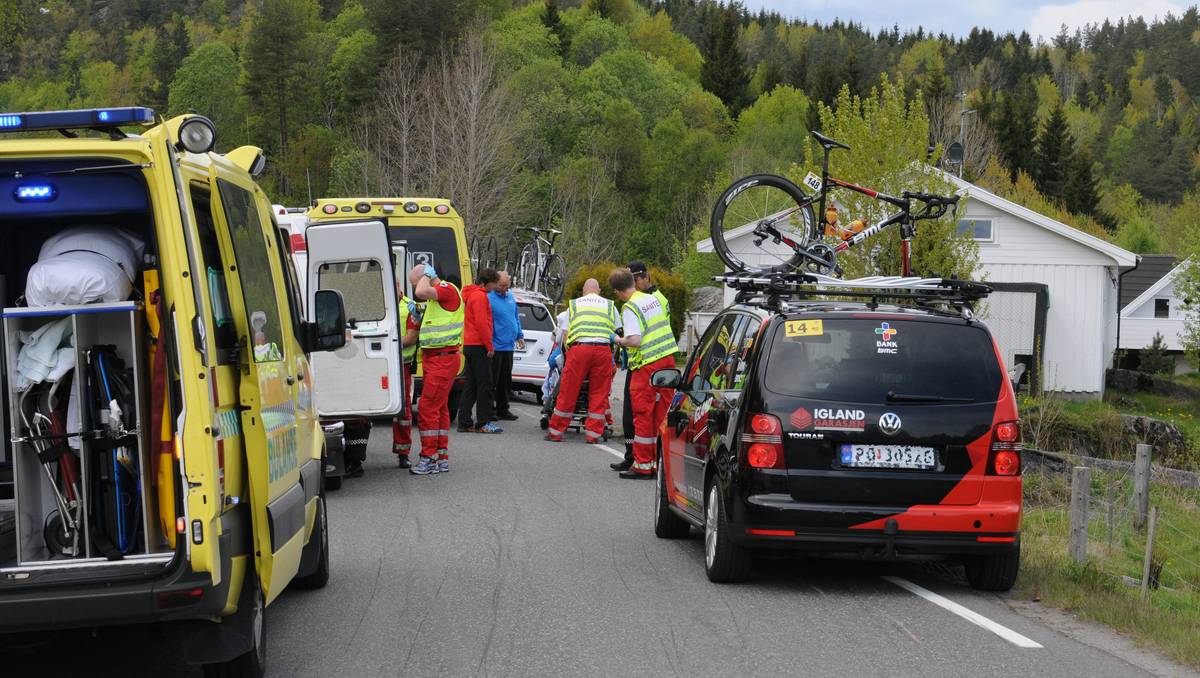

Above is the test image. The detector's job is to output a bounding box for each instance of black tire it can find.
[473,234,498,270]
[324,474,343,491]
[293,493,330,590]
[517,243,538,291]
[703,482,750,583]
[654,454,690,539]
[203,575,266,678]
[710,173,817,273]
[965,539,1021,592]
[542,253,566,303]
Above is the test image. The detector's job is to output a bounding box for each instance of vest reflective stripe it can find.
[627,290,678,369]
[567,296,617,345]
[399,295,417,362]
[419,282,464,348]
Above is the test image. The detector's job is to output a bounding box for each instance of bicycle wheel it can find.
[710,174,817,273]
[518,243,539,291]
[477,235,498,270]
[541,253,566,303]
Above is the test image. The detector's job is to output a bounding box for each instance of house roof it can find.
[1121,259,1186,317]
[697,169,1139,269]
[1119,254,1176,309]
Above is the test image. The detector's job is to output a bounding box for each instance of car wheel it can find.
[965,538,1020,592]
[292,493,330,590]
[654,454,690,539]
[203,574,266,678]
[704,482,751,583]
[324,474,343,491]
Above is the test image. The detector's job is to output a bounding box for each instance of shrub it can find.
[566,261,688,338]
[1141,332,1173,375]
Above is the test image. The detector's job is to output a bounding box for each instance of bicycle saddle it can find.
[811,130,850,150]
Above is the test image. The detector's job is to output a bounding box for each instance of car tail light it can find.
[989,420,1021,475]
[742,413,784,469]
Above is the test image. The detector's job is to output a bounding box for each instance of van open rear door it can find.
[305,220,405,418]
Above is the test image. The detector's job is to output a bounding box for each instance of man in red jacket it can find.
[457,268,503,433]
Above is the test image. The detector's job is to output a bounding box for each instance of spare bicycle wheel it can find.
[710,174,817,273]
[541,254,566,303]
[517,243,539,291]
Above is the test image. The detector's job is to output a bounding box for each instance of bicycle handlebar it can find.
[902,192,960,220]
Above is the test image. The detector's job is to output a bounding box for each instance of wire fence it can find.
[1024,449,1200,616]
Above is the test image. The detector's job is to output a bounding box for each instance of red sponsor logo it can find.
[790,407,814,430]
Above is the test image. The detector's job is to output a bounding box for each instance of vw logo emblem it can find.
[878,412,902,436]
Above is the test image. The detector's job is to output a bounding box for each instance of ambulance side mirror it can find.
[308,289,347,353]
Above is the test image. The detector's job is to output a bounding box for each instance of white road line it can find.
[882,576,1043,649]
[594,443,625,459]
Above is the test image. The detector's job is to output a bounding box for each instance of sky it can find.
[746,0,1194,41]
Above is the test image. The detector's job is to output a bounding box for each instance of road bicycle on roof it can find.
[514,226,565,303]
[709,130,960,277]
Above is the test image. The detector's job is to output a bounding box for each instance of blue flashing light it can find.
[14,184,57,202]
[0,107,155,134]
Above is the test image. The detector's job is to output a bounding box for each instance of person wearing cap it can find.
[611,261,673,472]
[609,268,678,478]
[545,278,619,444]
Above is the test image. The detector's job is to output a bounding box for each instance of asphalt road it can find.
[3,394,1196,678]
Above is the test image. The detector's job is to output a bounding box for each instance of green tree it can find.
[1063,148,1100,217]
[568,16,629,67]
[700,4,747,114]
[1139,332,1173,374]
[167,40,243,148]
[541,0,567,56]
[582,0,635,25]
[243,0,320,164]
[1034,101,1072,202]
[992,76,1038,181]
[631,11,703,81]
[734,84,811,172]
[148,20,190,112]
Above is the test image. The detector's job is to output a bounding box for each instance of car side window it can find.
[728,316,762,391]
[693,314,742,392]
[272,224,306,338]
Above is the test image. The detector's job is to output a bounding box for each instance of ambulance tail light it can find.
[988,420,1022,476]
[290,233,307,252]
[742,413,784,469]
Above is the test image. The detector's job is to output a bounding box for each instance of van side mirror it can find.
[651,368,682,389]
[308,289,347,353]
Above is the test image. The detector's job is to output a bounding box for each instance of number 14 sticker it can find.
[785,319,823,337]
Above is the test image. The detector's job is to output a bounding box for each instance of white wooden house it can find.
[696,171,1138,398]
[1118,256,1193,374]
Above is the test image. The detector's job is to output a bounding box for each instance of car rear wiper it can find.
[886,391,974,403]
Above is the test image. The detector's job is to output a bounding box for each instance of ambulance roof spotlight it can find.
[177,116,217,154]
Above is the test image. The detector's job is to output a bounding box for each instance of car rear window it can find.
[518,302,554,332]
[764,317,1003,404]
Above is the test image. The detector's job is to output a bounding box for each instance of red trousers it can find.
[547,344,615,442]
[418,349,459,458]
[629,355,676,474]
[392,371,414,454]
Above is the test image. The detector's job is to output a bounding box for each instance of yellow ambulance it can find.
[0,107,365,677]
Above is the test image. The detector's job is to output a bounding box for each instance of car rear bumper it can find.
[730,492,1020,557]
[0,558,228,633]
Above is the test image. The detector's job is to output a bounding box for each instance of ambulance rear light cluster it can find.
[0,107,156,133]
[989,421,1021,476]
[742,413,784,469]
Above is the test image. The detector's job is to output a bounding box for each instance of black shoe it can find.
[345,463,365,479]
[395,454,411,469]
[456,423,474,433]
[618,468,654,479]
[497,412,519,421]
[610,460,632,472]
[540,417,550,431]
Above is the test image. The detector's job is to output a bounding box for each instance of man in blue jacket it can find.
[489,270,524,421]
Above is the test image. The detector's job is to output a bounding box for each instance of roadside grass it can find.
[1018,468,1200,668]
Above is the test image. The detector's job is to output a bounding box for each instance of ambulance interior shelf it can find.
[1,302,168,568]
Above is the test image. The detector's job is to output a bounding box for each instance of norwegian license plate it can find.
[839,444,937,470]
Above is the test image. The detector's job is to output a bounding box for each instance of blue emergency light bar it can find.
[0,107,156,133]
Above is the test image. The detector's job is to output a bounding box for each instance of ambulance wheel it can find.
[203,574,266,678]
[293,493,330,590]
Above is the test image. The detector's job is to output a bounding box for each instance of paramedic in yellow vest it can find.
[408,263,464,475]
[391,282,421,469]
[612,260,672,472]
[610,267,678,479]
[545,278,619,444]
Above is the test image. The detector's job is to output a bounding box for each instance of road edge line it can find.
[882,576,1044,649]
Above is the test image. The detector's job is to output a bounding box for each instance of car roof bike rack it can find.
[714,272,991,319]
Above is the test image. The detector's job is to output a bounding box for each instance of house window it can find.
[956,218,993,241]
[1155,298,1170,318]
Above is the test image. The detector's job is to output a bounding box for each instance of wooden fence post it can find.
[1105,477,1115,549]
[1070,466,1091,564]
[1140,506,1159,601]
[1134,443,1152,530]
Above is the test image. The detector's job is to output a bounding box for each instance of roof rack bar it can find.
[715,271,991,314]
